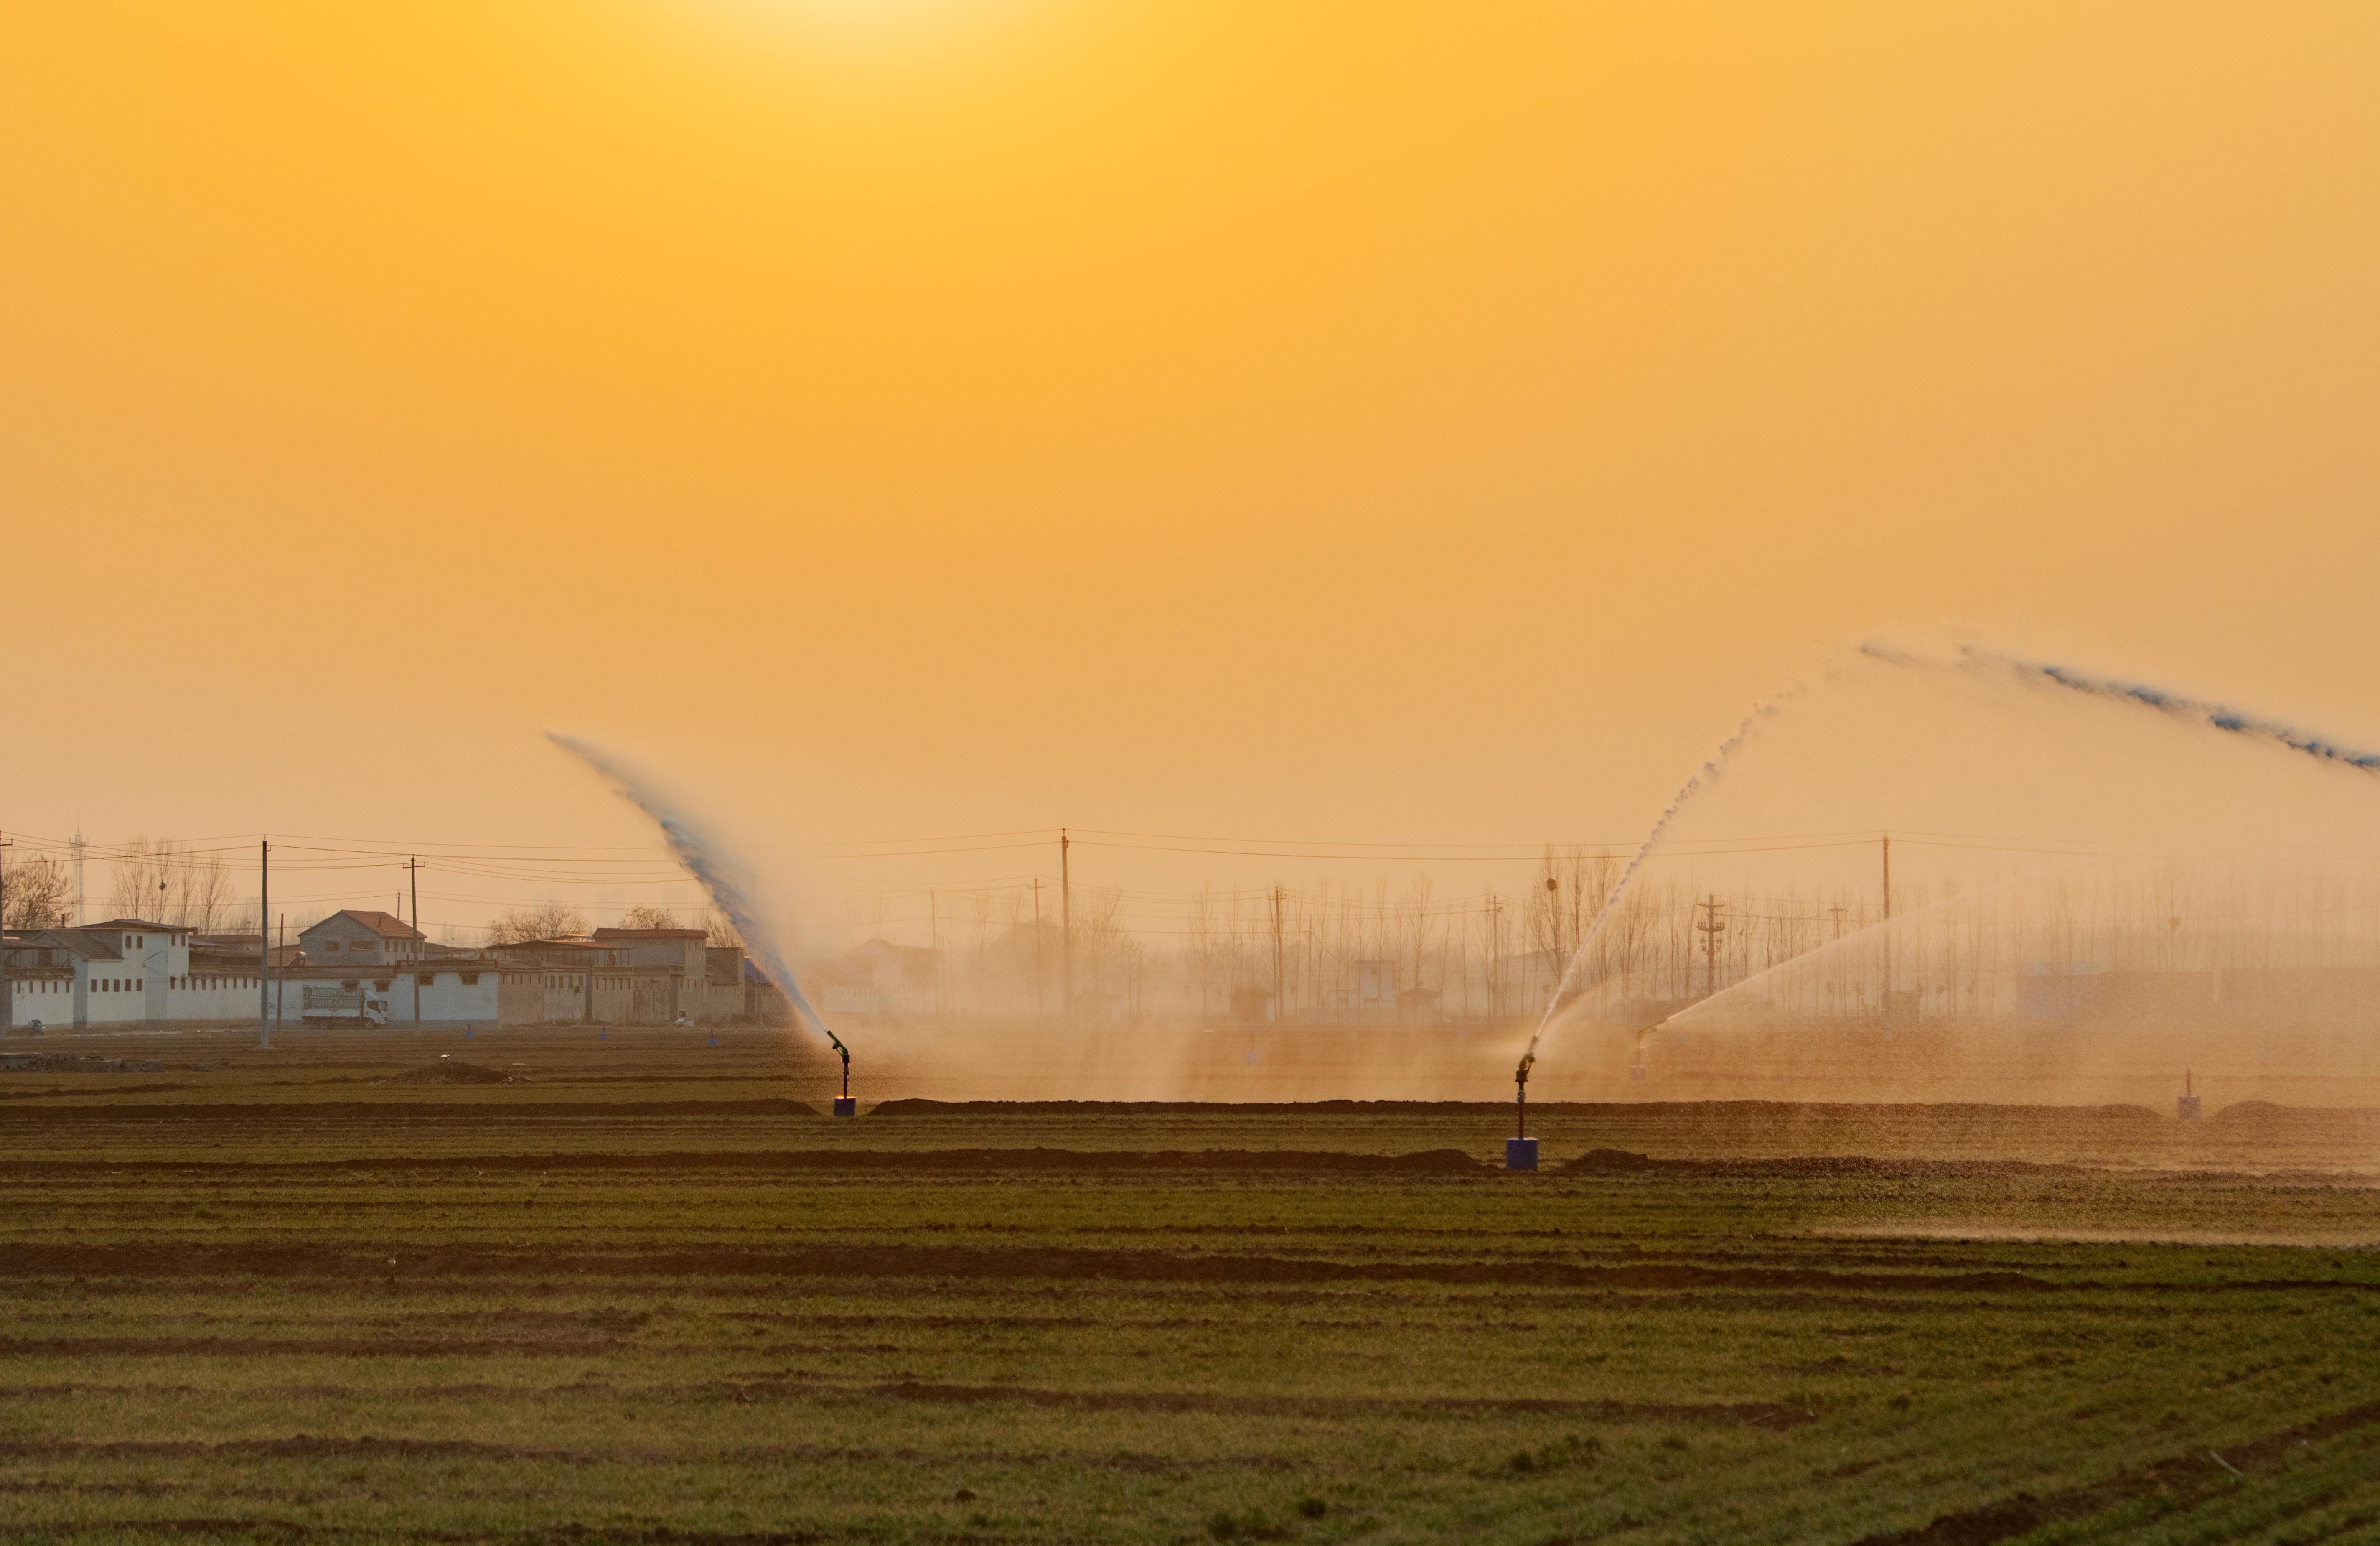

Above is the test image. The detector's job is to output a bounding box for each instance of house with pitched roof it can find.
[297,910,426,967]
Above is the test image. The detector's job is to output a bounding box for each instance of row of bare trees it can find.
[481,904,746,947]
[101,839,244,930]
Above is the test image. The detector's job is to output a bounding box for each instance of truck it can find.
[301,986,390,1027]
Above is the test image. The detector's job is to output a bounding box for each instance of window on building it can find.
[325,940,342,953]
[460,972,479,985]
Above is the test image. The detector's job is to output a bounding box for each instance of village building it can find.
[4,919,270,1031]
[809,939,940,1016]
[297,910,427,966]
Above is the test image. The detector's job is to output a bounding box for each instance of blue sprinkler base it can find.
[832,1097,857,1118]
[1504,1138,1539,1171]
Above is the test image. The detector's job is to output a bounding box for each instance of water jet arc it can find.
[546,733,854,1102]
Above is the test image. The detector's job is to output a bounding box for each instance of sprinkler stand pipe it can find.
[1506,1055,1538,1170]
[831,1041,856,1118]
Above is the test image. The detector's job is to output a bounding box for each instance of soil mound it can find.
[1563,1148,1674,1174]
[1557,1148,2092,1180]
[869,1098,1510,1116]
[380,1059,522,1086]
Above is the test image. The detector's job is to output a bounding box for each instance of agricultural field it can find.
[0,1024,2375,1544]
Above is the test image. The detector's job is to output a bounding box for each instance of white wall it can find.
[409,969,501,1025]
[20,963,502,1029]
[9,975,75,1029]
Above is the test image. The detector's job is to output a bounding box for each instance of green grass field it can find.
[0,1024,2375,1544]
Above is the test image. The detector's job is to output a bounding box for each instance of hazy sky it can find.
[8,3,2380,927]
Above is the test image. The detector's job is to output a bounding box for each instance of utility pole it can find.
[1696,894,1727,998]
[1,831,13,1037]
[1881,833,1893,1029]
[1483,892,1503,1019]
[1059,830,1073,1023]
[1270,885,1286,1026]
[70,828,86,927]
[1032,878,1044,1018]
[1543,874,1559,1005]
[930,889,940,1016]
[409,857,421,1026]
[1569,863,1582,966]
[277,913,287,1032]
[258,840,271,1050]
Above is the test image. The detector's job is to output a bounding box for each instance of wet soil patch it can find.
[378,1060,522,1087]
[0,1146,1486,1179]
[0,1240,2061,1294]
[868,1098,2182,1122]
[0,1055,167,1075]
[0,1099,817,1126]
[0,1516,836,1546]
[1561,1148,2092,1180]
[859,1380,1817,1428]
[0,1337,624,1359]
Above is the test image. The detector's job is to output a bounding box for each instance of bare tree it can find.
[107,838,175,920]
[178,853,236,930]
[961,890,993,1015]
[2,852,71,930]
[1073,886,1126,1005]
[619,904,679,930]
[486,905,590,944]
[1187,884,1220,1018]
[997,886,1027,1014]
[1398,873,1437,992]
[103,838,236,928]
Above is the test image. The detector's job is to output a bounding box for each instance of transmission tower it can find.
[1696,894,1727,998]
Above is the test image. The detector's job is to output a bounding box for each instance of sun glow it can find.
[671,0,1076,61]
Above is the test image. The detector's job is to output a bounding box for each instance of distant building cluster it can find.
[2,912,782,1033]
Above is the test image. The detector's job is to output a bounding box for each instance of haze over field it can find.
[10,6,2380,1119]
[7,4,2380,861]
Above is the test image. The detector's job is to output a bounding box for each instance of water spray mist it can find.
[1508,697,1792,1102]
[1917,644,2380,778]
[548,733,857,1114]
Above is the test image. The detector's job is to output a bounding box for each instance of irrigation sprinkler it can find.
[831,1037,856,1117]
[1505,1053,1537,1171]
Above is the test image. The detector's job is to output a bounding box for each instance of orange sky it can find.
[7,2,2380,925]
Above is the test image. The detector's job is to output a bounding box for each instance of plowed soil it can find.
[0,1022,2372,1545]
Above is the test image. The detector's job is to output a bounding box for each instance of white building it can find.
[4,919,265,1031]
[5,913,751,1033]
[1,916,509,1032]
